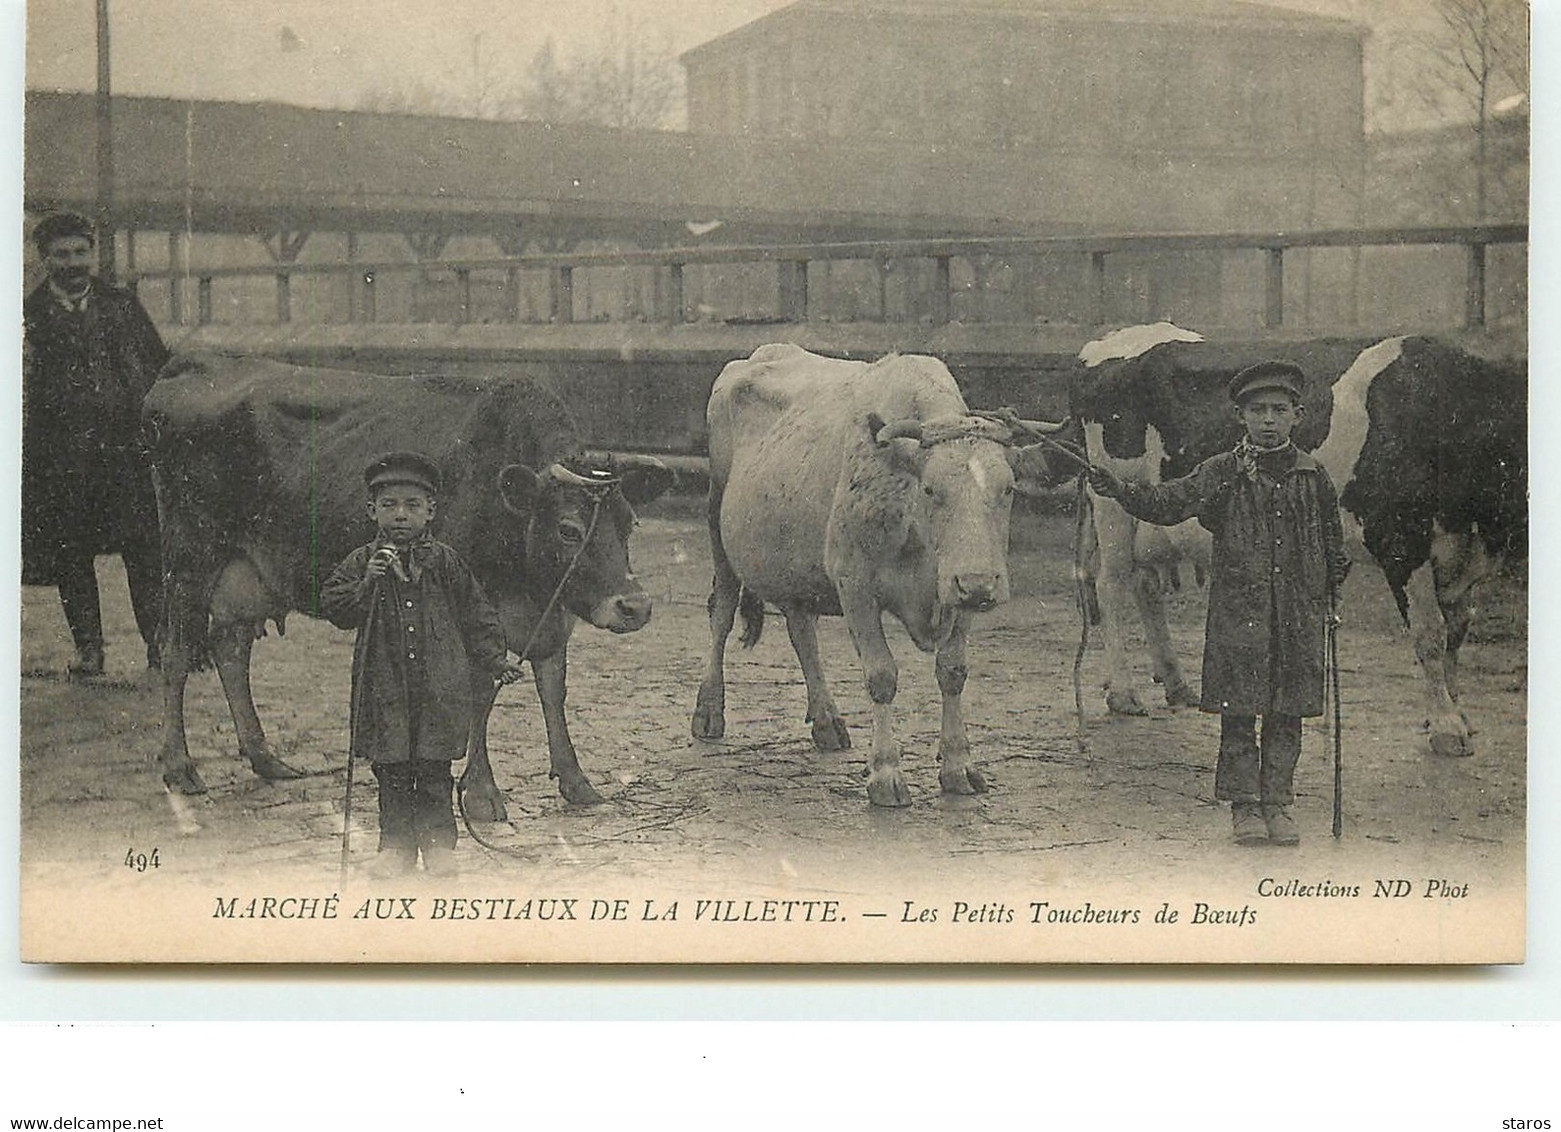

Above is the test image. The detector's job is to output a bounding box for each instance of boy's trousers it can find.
[374,761,457,860]
[1216,712,1302,805]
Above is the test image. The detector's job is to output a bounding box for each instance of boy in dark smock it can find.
[1088,362,1349,846]
[320,452,522,877]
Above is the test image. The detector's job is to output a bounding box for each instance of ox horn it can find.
[972,407,1072,440]
[872,417,926,446]
[548,462,622,490]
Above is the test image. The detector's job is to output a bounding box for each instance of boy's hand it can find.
[1086,465,1123,498]
[366,546,398,580]
[495,662,526,685]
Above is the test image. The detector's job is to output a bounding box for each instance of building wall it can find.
[686,8,1365,230]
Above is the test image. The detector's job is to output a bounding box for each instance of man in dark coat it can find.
[319,452,522,877]
[22,211,168,676]
[1088,361,1350,847]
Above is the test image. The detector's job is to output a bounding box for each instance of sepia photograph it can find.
[15,0,1530,964]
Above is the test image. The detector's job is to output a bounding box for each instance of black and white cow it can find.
[1073,323,1526,757]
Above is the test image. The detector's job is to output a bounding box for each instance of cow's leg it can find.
[209,621,306,781]
[935,613,986,796]
[207,559,305,781]
[1092,497,1150,715]
[157,573,207,795]
[457,677,506,822]
[839,586,909,807]
[1415,526,1498,755]
[782,607,850,751]
[1135,567,1197,707]
[692,502,740,741]
[530,642,606,805]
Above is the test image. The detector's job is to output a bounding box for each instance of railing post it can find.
[667,263,685,324]
[276,271,291,324]
[931,255,952,325]
[877,258,890,322]
[168,231,185,325]
[505,267,521,323]
[1464,241,1487,328]
[197,276,212,326]
[362,269,377,323]
[551,265,574,323]
[1264,247,1284,329]
[1088,251,1107,325]
[778,260,808,322]
[456,267,472,325]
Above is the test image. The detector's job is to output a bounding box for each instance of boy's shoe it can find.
[1232,802,1268,846]
[423,845,459,878]
[1262,804,1300,846]
[364,849,416,879]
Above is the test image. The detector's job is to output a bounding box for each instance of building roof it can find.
[682,0,1364,64]
[23,90,1083,242]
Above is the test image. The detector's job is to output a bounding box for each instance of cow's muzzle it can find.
[952,574,1001,612]
[587,590,654,633]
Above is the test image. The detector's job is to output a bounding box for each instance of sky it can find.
[24,0,791,107]
[19,0,1526,132]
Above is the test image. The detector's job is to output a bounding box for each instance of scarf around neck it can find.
[1234,436,1295,482]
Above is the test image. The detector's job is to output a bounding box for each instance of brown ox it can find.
[144,353,671,816]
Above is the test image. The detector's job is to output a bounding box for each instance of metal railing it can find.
[131,223,1527,332]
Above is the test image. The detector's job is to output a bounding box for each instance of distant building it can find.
[683,0,1369,233]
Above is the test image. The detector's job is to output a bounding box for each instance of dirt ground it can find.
[17,496,1528,957]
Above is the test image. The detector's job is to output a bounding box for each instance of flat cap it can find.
[364,451,442,495]
[1228,360,1304,404]
[32,211,95,252]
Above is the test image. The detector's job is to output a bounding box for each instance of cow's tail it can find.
[737,586,765,648]
[1074,482,1102,626]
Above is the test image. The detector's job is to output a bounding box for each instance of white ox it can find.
[691,344,1062,806]
[1076,324,1526,757]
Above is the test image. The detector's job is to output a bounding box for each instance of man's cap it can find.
[1228,360,1305,405]
[32,211,95,252]
[364,451,442,495]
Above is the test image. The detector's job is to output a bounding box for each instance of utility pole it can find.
[96,0,116,282]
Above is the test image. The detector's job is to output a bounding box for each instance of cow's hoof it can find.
[691,699,726,741]
[1105,689,1150,717]
[246,750,308,781]
[939,763,987,796]
[1164,680,1200,708]
[811,715,851,751]
[460,782,508,823]
[162,763,208,795]
[867,770,912,808]
[558,773,606,806]
[1429,730,1475,758]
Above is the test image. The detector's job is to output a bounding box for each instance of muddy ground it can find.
[17,497,1527,954]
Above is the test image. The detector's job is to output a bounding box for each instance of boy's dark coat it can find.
[320,537,507,764]
[1115,448,1349,717]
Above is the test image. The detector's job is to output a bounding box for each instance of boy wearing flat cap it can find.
[1088,361,1349,846]
[23,211,168,677]
[320,452,523,877]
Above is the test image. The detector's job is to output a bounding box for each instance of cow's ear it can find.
[1007,443,1060,498]
[497,463,542,517]
[617,456,674,506]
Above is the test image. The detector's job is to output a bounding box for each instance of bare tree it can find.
[1423,0,1528,218]
[518,15,681,129]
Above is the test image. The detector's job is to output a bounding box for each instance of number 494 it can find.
[125,848,160,872]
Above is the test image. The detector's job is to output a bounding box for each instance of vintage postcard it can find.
[16,0,1527,964]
